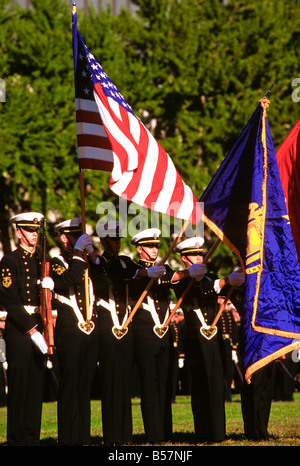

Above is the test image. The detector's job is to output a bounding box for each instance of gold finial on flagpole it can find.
[259,97,270,112]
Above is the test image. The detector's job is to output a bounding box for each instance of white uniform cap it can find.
[55,218,82,233]
[131,228,161,245]
[96,221,125,238]
[175,236,205,254]
[10,212,44,229]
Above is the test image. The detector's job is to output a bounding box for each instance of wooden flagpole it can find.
[162,237,221,328]
[121,219,191,331]
[73,2,93,333]
[210,285,234,329]
[79,168,92,324]
[79,170,86,235]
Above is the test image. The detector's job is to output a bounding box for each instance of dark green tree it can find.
[1,0,300,273]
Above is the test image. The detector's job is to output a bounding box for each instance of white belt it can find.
[24,305,40,315]
[55,294,72,307]
[97,298,110,310]
[55,290,94,328]
[141,296,168,328]
[55,287,95,335]
[192,297,210,329]
[193,308,208,327]
[97,286,128,329]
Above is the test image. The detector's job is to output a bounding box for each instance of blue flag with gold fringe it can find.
[200,98,300,382]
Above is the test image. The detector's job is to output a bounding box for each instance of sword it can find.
[277,360,300,391]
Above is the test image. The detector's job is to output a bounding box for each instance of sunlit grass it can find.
[0,393,299,446]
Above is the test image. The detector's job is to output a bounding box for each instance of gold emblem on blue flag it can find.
[246,203,263,274]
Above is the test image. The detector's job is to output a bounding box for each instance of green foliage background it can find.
[1,0,300,272]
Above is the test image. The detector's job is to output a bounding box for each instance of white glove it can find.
[228,269,245,286]
[147,264,166,279]
[232,350,238,363]
[188,263,207,281]
[292,347,300,363]
[74,233,93,252]
[41,277,54,291]
[31,332,48,354]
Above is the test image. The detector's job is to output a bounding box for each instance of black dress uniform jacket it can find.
[130,260,174,443]
[1,246,45,446]
[175,274,226,442]
[51,250,99,445]
[90,251,138,445]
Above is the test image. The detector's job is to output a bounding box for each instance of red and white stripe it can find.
[92,82,201,223]
[75,97,114,172]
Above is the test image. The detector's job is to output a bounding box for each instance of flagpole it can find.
[79,168,92,320]
[79,170,86,234]
[162,238,221,328]
[121,219,191,331]
[74,0,91,327]
[209,285,235,329]
[263,79,276,98]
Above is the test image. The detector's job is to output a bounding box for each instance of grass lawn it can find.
[0,393,299,446]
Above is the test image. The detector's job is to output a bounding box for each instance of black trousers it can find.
[5,319,45,446]
[241,362,275,440]
[184,330,226,442]
[55,321,99,445]
[98,310,133,445]
[133,325,173,443]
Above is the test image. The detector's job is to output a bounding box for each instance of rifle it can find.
[40,218,55,355]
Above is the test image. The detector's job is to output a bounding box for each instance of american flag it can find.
[72,10,202,223]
